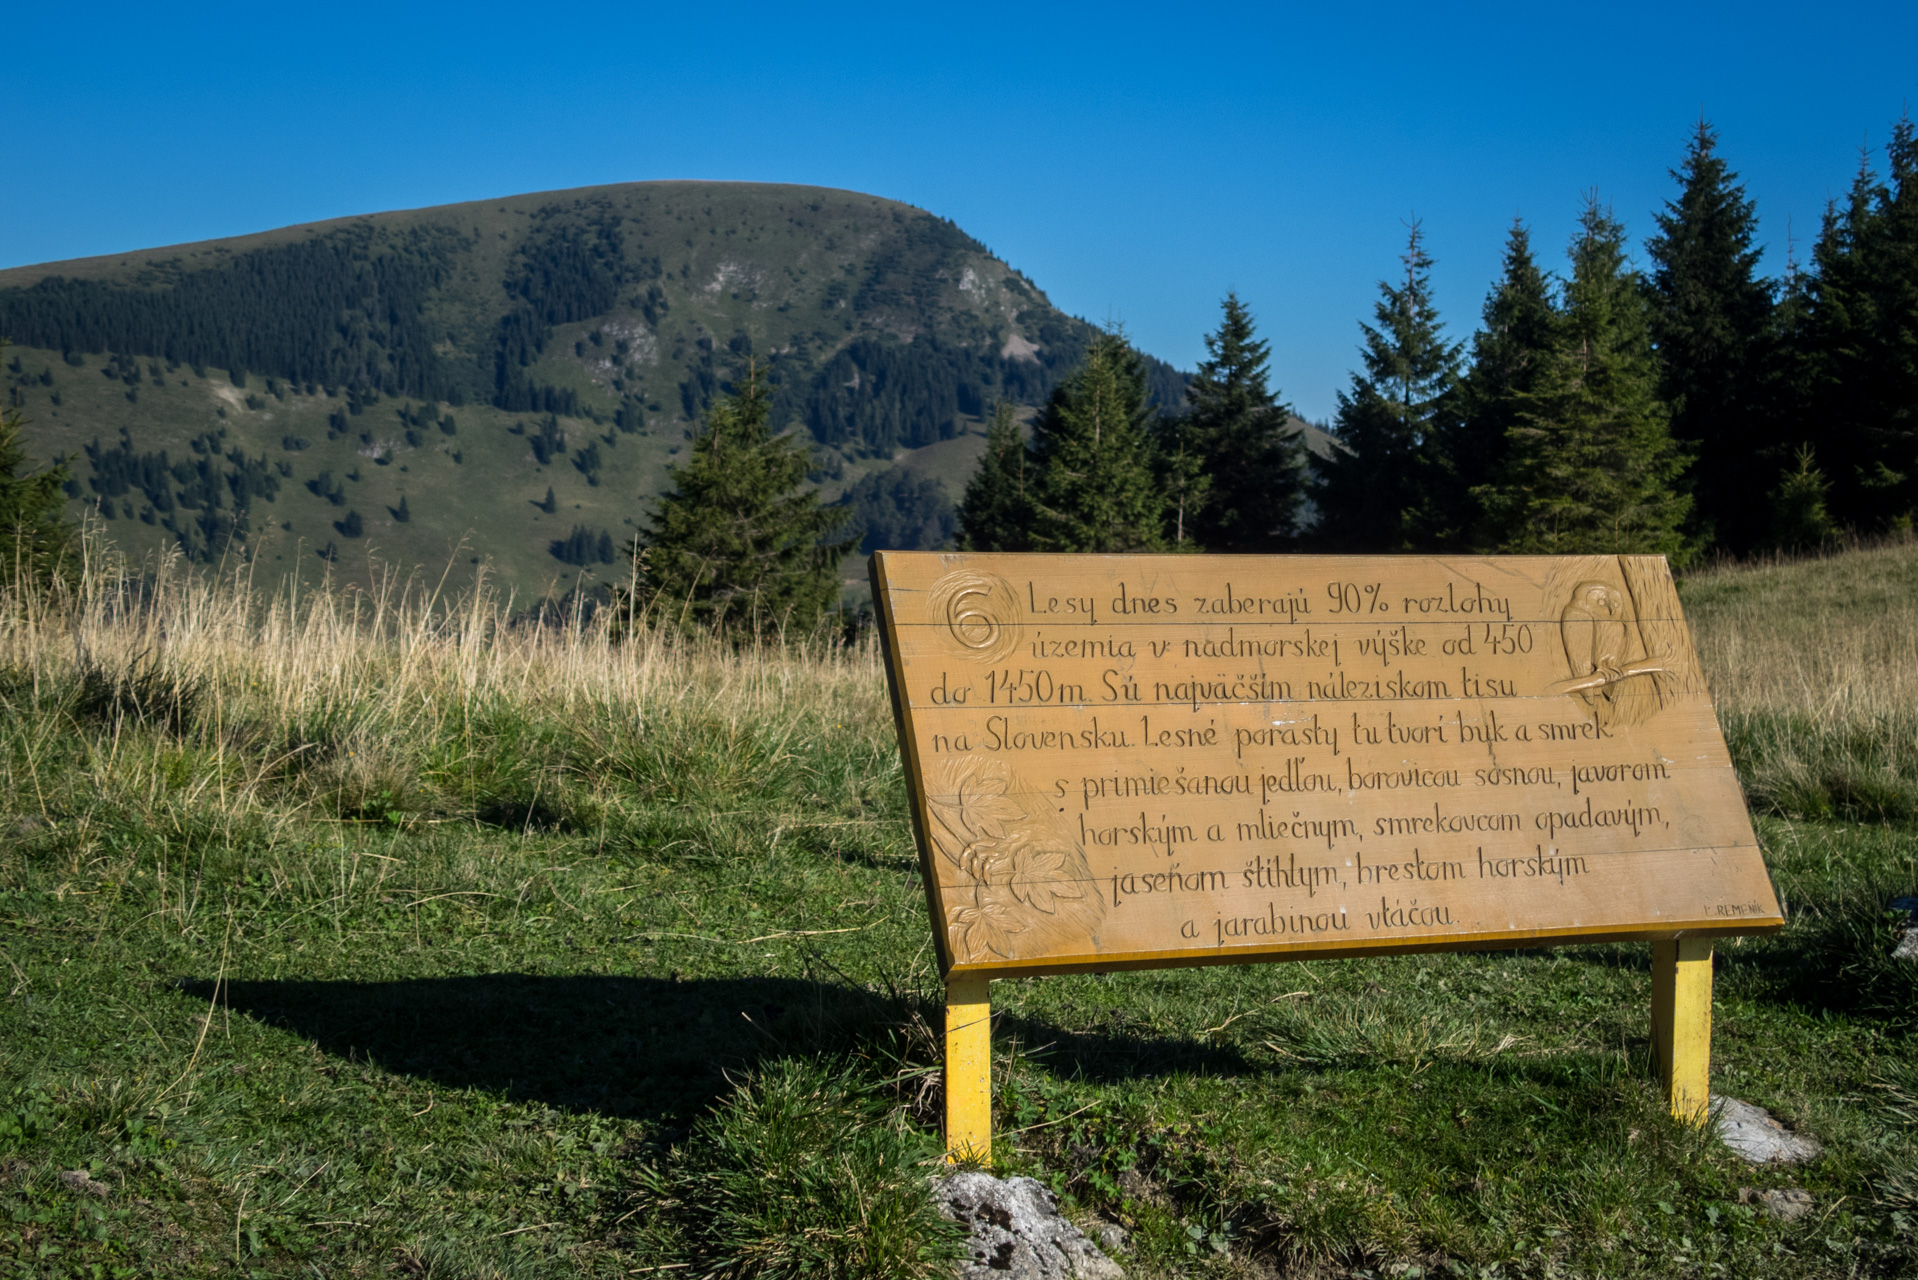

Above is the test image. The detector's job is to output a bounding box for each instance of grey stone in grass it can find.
[1891,896,1918,961]
[58,1170,109,1197]
[1739,1186,1814,1221]
[936,1171,1125,1279]
[1713,1096,1823,1165]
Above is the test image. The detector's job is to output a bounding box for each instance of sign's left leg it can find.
[944,974,992,1163]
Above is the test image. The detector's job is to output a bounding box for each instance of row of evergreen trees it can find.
[961,116,1918,559]
[955,308,1302,555]
[511,115,1918,634]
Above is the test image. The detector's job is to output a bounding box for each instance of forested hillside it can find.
[0,182,1185,589]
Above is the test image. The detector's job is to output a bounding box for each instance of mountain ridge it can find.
[0,181,1190,592]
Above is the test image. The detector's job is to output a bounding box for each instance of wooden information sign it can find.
[870,552,1784,1158]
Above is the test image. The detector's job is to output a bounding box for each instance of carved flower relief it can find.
[926,755,1105,963]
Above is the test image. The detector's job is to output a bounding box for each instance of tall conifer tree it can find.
[0,343,73,584]
[636,362,853,632]
[1154,413,1211,549]
[1181,294,1301,550]
[1646,120,1775,552]
[1800,117,1918,531]
[1799,156,1879,526]
[1436,221,1557,549]
[956,402,1032,551]
[1313,223,1461,551]
[1027,331,1166,553]
[1480,197,1691,558]
[1442,221,1549,552]
[1756,223,1826,547]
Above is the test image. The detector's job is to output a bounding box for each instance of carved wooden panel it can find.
[870,553,1784,978]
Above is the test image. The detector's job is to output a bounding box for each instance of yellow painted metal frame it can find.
[1652,937,1714,1123]
[940,942,1717,1158]
[944,975,992,1162]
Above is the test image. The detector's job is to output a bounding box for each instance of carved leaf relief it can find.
[947,900,1017,962]
[1003,836,1086,915]
[926,755,1106,964]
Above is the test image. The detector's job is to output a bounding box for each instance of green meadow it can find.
[1,542,1914,1278]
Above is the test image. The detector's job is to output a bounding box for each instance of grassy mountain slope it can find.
[0,182,1187,594]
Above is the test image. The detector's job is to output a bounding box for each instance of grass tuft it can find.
[629,1058,965,1279]
[71,651,204,737]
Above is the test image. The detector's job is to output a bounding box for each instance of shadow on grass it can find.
[182,963,1693,1131]
[177,971,1312,1120]
[179,973,919,1124]
[991,1010,1264,1083]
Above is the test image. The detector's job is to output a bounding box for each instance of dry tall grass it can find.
[0,544,894,836]
[5,537,1912,828]
[1686,535,1918,725]
[1684,536,1918,820]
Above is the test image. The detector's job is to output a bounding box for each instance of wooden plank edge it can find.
[944,918,1785,980]
[869,551,954,976]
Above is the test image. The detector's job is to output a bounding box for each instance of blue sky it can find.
[6,1,1914,420]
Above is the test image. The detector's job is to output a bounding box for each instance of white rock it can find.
[936,1172,1125,1280]
[1713,1096,1823,1164]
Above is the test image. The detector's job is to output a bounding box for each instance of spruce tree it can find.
[1181,293,1301,550]
[1480,196,1692,558]
[1800,117,1918,532]
[1767,445,1836,551]
[1027,332,1167,553]
[955,403,1032,551]
[1757,221,1823,536]
[0,345,74,585]
[1875,117,1918,529]
[1646,120,1776,552]
[636,362,853,632]
[1439,221,1556,549]
[1798,158,1877,525]
[1154,412,1211,549]
[1313,223,1461,551]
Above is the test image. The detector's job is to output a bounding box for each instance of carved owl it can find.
[1560,580,1627,681]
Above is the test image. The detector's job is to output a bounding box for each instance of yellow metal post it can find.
[1651,937,1713,1124]
[944,973,992,1163]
